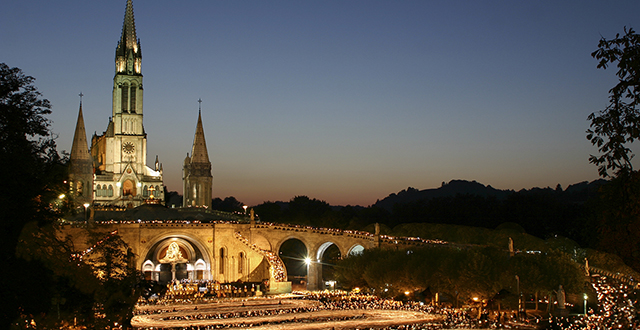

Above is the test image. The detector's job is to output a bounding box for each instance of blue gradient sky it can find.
[2,1,639,206]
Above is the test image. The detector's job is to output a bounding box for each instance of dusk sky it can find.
[3,1,640,206]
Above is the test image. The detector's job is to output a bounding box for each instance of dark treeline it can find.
[253,180,603,248]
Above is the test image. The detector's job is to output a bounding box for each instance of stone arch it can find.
[194,259,206,280]
[140,233,212,283]
[277,236,310,289]
[312,241,342,290]
[347,244,365,256]
[274,235,312,256]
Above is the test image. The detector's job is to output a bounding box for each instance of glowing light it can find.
[58,194,65,199]
[304,257,312,265]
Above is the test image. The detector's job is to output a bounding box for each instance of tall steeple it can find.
[115,0,141,75]
[190,101,210,164]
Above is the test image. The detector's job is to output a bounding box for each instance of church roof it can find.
[190,111,210,164]
[70,102,91,161]
[115,0,141,63]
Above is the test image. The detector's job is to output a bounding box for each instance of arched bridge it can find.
[62,221,388,291]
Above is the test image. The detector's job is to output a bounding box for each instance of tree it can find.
[587,27,640,178]
[586,28,640,273]
[84,232,140,328]
[0,63,68,328]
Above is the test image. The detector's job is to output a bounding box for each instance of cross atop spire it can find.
[79,92,83,105]
[198,98,202,114]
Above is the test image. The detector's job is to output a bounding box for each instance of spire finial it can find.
[79,92,84,105]
[198,98,202,114]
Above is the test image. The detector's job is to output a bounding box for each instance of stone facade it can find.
[183,110,213,209]
[70,0,164,208]
[61,222,379,291]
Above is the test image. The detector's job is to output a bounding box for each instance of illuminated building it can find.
[69,0,165,208]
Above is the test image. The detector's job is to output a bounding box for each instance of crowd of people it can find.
[140,279,263,305]
[132,273,638,330]
[543,274,638,330]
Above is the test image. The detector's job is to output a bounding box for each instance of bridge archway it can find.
[141,234,211,284]
[315,242,341,290]
[347,244,365,256]
[278,238,309,289]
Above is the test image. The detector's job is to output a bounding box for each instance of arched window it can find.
[238,252,245,274]
[130,85,137,113]
[108,185,114,197]
[96,184,102,197]
[121,83,129,112]
[219,248,225,274]
[143,185,148,197]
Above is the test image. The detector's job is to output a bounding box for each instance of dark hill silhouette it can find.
[374,180,513,211]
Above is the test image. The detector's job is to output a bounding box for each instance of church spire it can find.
[190,103,210,164]
[69,94,94,207]
[115,0,141,74]
[70,96,91,162]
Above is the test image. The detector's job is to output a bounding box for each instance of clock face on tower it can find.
[122,142,135,154]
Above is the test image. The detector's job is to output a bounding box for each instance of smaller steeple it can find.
[183,100,213,209]
[70,94,91,162]
[190,101,210,164]
[69,93,94,207]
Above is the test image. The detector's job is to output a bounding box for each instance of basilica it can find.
[68,0,212,210]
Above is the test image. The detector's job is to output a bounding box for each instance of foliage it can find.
[0,64,141,329]
[83,231,140,328]
[211,196,244,212]
[0,63,70,329]
[335,246,585,306]
[587,27,640,177]
[586,172,640,272]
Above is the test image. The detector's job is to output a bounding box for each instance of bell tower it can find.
[104,0,147,177]
[183,100,213,208]
[86,0,164,208]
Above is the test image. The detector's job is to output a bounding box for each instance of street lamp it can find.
[243,205,248,215]
[583,293,588,315]
[83,203,90,222]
